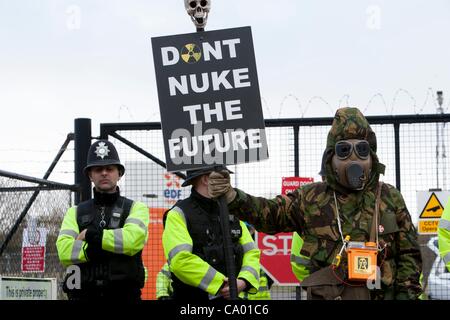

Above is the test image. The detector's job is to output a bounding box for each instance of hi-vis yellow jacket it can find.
[163,207,261,297]
[156,262,173,299]
[56,201,149,267]
[290,232,311,282]
[438,198,450,272]
[240,269,271,300]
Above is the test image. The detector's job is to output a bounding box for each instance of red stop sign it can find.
[256,231,298,285]
[253,177,315,285]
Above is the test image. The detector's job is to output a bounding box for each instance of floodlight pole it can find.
[436,91,445,190]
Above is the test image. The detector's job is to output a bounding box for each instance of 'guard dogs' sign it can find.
[152,26,268,172]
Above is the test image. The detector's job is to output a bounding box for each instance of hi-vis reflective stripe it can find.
[242,242,257,253]
[443,252,450,265]
[290,254,311,266]
[198,266,217,291]
[114,229,124,253]
[258,286,269,291]
[161,269,171,278]
[241,266,259,282]
[71,240,84,263]
[172,206,186,225]
[439,219,450,231]
[168,244,193,264]
[125,217,147,233]
[59,229,79,239]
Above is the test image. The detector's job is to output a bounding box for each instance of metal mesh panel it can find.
[399,122,450,300]
[298,125,330,179]
[371,124,396,187]
[0,174,72,300]
[233,126,294,196]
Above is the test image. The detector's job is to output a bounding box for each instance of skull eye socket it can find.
[200,0,208,7]
[189,1,197,8]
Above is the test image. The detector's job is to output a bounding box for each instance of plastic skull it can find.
[184,0,211,29]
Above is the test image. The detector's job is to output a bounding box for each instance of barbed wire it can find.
[268,87,447,118]
[278,94,303,118]
[338,94,350,108]
[304,96,334,117]
[0,160,70,164]
[417,87,435,114]
[105,88,450,121]
[144,110,160,122]
[391,88,417,114]
[0,148,74,153]
[118,104,135,122]
[261,96,273,118]
[364,93,388,114]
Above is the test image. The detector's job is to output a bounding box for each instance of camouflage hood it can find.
[325,107,385,194]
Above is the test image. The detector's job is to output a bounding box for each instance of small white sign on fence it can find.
[0,276,57,300]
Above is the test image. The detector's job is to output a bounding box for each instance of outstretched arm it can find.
[208,170,304,234]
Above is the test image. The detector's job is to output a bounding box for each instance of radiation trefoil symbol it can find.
[95,142,110,159]
[181,43,202,64]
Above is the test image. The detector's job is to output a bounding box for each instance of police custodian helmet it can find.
[182,165,232,187]
[83,140,125,176]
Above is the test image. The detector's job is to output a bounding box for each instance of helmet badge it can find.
[94,142,110,159]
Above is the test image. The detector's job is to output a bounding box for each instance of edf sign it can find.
[152,27,268,171]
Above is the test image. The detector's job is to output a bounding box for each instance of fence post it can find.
[293,126,300,176]
[394,122,401,191]
[74,118,92,204]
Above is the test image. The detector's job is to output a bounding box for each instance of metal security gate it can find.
[98,113,450,300]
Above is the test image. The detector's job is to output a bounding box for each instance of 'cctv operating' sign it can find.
[151,26,268,172]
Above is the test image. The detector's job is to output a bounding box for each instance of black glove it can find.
[85,227,104,261]
[157,296,172,301]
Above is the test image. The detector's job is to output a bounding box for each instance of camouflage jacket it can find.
[228,107,422,300]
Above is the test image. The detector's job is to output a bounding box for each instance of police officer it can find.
[290,232,309,283]
[162,165,261,301]
[56,140,149,300]
[239,224,272,300]
[208,107,423,300]
[438,199,450,272]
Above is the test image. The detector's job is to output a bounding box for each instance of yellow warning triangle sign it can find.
[420,192,444,218]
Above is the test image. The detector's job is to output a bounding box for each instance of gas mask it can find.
[332,139,372,190]
[184,0,211,29]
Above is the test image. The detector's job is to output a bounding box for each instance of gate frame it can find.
[98,113,450,191]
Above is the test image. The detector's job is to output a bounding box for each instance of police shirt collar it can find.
[93,187,120,206]
[191,187,217,212]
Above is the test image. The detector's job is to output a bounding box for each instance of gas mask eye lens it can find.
[335,140,370,159]
[355,141,370,159]
[335,141,352,159]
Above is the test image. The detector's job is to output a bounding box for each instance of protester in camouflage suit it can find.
[208,107,422,300]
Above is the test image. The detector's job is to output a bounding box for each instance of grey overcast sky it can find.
[0,0,449,183]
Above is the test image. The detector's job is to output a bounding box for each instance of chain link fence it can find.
[1,114,449,300]
[0,171,73,300]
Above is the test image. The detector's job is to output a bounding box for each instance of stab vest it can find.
[170,195,244,300]
[71,196,145,290]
